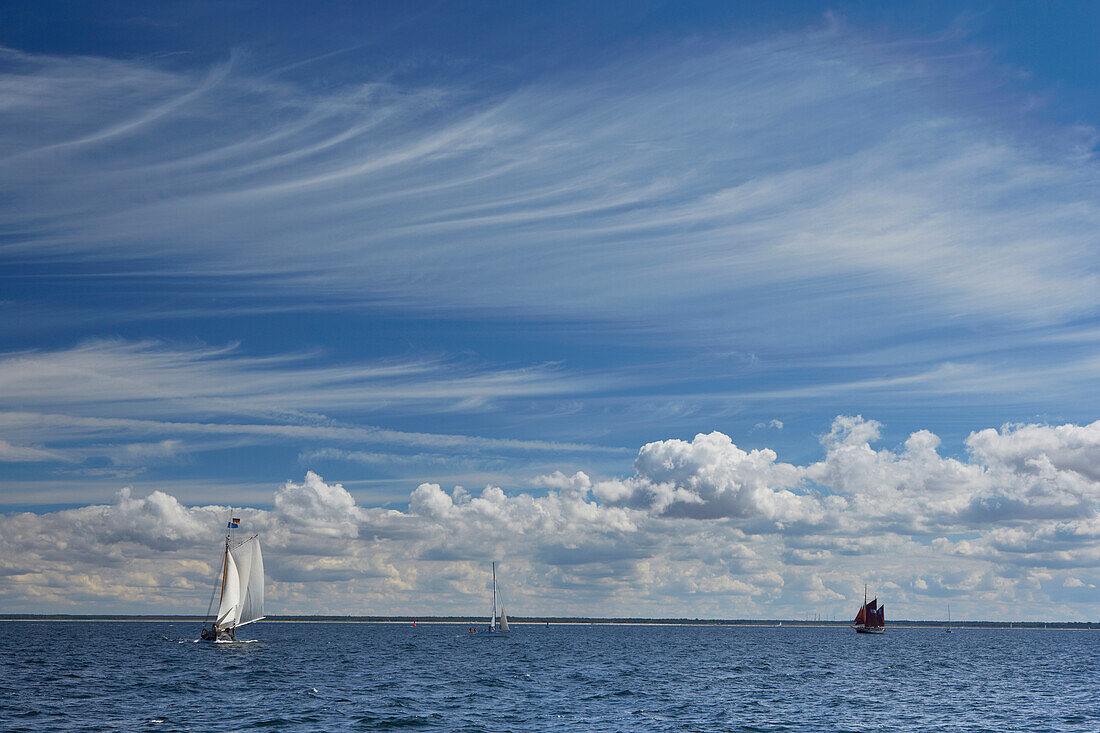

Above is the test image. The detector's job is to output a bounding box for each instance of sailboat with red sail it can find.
[853,585,885,634]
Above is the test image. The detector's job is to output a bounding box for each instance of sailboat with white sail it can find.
[946,603,953,633]
[485,561,509,635]
[200,514,265,642]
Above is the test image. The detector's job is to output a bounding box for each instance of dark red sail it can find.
[853,586,886,632]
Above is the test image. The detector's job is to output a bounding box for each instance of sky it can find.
[1,0,1099,621]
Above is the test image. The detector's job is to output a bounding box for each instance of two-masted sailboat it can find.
[200,515,265,642]
[485,561,509,635]
[853,585,885,634]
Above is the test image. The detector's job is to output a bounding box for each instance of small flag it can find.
[228,517,240,529]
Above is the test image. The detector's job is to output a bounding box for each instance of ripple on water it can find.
[2,623,1100,732]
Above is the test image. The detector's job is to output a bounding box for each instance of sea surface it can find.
[2,621,1098,732]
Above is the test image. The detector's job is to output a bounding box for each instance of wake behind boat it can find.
[200,514,265,642]
[852,584,885,634]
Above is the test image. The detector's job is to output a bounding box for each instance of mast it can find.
[492,561,498,630]
[217,511,233,625]
[203,509,233,636]
[218,545,229,609]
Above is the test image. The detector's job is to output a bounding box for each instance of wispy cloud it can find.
[0,340,624,477]
[0,339,596,417]
[0,439,70,463]
[0,23,1096,439]
[2,31,1097,341]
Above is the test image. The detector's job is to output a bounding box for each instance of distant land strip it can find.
[0,615,1096,629]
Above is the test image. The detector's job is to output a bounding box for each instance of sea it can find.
[2,621,1097,732]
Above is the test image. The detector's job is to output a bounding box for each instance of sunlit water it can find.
[2,622,1098,731]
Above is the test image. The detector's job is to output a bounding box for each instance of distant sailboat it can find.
[486,561,509,635]
[946,603,953,633]
[853,585,885,634]
[200,514,265,642]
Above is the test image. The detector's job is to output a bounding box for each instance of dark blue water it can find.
[2,622,1098,732]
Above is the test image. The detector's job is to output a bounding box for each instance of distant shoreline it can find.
[0,615,1094,629]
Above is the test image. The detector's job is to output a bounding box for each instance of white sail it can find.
[493,562,509,632]
[215,548,240,628]
[489,561,498,632]
[231,538,265,626]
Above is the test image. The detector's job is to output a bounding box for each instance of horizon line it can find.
[1,614,1094,627]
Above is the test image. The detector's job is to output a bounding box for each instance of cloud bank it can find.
[4,416,1099,620]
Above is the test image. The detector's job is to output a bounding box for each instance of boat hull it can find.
[854,626,885,634]
[200,625,236,642]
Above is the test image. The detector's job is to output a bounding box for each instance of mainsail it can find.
[215,547,240,627]
[488,561,509,633]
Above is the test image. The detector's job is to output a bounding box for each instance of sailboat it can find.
[200,514,265,642]
[852,585,885,634]
[946,603,953,633]
[485,561,509,635]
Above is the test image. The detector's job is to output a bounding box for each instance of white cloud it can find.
[967,420,1100,481]
[273,471,364,538]
[94,487,209,550]
[600,431,810,522]
[5,416,1100,619]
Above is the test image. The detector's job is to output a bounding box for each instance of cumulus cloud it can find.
[4,416,1100,620]
[273,471,364,538]
[967,420,1100,482]
[94,488,209,550]
[598,431,809,522]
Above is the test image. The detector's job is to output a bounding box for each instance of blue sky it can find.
[2,1,1100,619]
